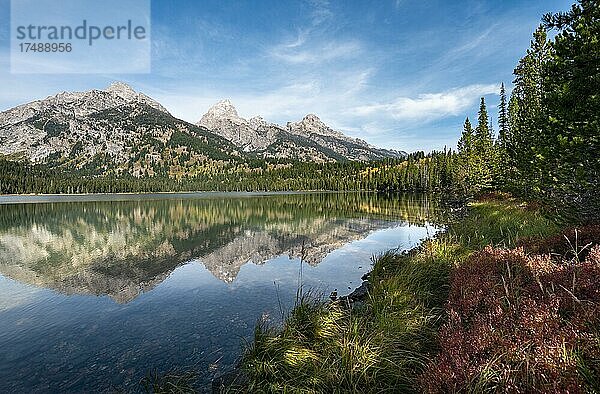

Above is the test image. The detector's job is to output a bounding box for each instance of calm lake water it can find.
[0,192,441,392]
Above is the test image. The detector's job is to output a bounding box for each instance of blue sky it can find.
[0,0,572,152]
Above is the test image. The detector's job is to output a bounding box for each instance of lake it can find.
[0,192,441,392]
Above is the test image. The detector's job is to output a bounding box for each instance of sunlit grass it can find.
[450,198,559,249]
[238,195,565,392]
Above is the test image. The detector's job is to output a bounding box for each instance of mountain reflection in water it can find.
[0,193,440,303]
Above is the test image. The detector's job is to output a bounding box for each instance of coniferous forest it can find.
[1,1,598,224]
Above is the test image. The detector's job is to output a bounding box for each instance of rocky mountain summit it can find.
[198,100,278,151]
[286,113,346,139]
[0,82,168,128]
[0,82,241,176]
[199,100,404,162]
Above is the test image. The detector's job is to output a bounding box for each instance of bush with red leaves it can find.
[421,241,600,393]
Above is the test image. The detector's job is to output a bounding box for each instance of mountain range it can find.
[0,82,404,177]
[198,99,402,161]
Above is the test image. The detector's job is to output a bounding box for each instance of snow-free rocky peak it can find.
[197,99,406,161]
[197,99,273,150]
[201,99,239,122]
[287,113,345,139]
[102,81,169,114]
[105,81,139,101]
[0,82,168,129]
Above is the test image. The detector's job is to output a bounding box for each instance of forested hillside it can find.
[0,152,456,194]
[1,1,597,223]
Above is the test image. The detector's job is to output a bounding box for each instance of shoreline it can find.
[0,190,355,204]
[230,195,599,393]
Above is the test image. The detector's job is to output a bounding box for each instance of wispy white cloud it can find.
[435,24,500,66]
[281,30,309,49]
[269,38,361,64]
[350,84,500,122]
[154,69,366,123]
[266,0,361,65]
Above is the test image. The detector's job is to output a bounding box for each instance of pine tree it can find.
[473,97,494,191]
[474,97,493,155]
[497,83,509,147]
[541,0,600,219]
[507,25,552,195]
[496,83,510,188]
[457,117,475,193]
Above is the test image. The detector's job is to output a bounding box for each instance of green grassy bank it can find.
[236,194,600,393]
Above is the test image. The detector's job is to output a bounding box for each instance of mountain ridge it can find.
[0,82,405,177]
[0,83,244,176]
[198,99,405,161]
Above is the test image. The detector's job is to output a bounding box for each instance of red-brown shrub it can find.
[420,242,600,393]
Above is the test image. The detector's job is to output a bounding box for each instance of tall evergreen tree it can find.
[507,26,552,195]
[457,118,474,156]
[497,83,509,147]
[473,97,494,190]
[457,117,475,193]
[474,97,493,154]
[495,83,510,188]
